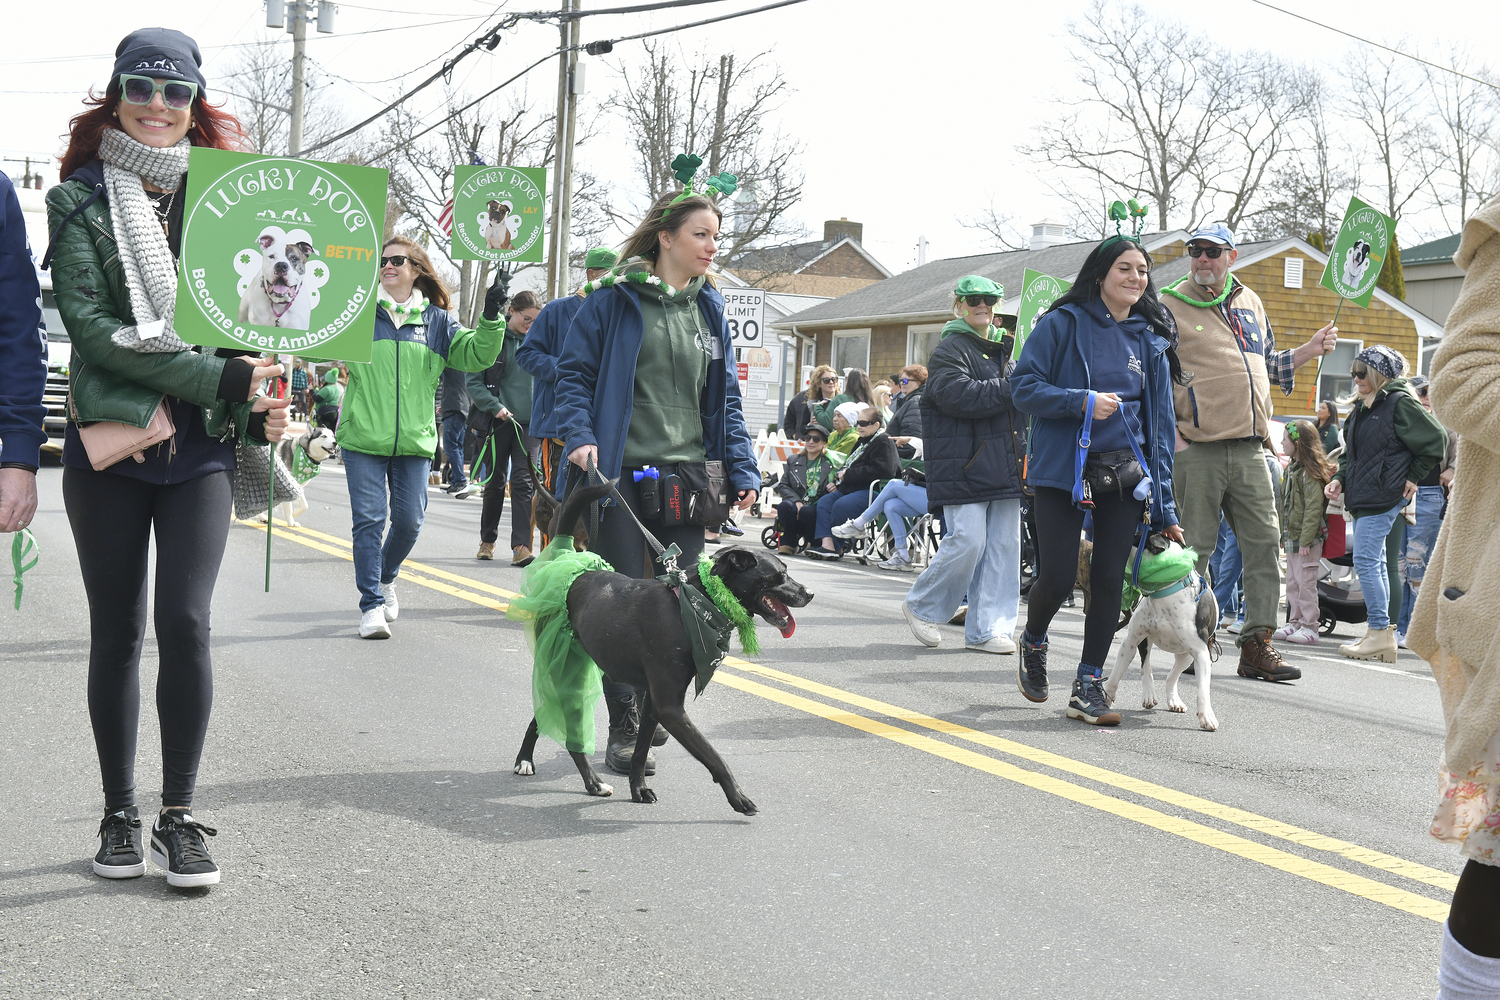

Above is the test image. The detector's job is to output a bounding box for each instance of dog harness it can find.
[1142,571,1205,602]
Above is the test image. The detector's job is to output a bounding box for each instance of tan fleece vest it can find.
[1165,279,1274,444]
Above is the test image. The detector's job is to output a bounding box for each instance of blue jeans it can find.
[442,412,468,489]
[859,480,928,554]
[1353,500,1406,630]
[1397,485,1445,633]
[344,450,432,613]
[906,498,1021,645]
[815,489,870,550]
[1209,514,1243,620]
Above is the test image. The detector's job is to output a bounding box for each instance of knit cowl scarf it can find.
[99,128,193,354]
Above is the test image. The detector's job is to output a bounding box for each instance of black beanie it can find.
[111,28,207,95]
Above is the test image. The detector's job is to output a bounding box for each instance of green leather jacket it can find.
[44,177,258,441]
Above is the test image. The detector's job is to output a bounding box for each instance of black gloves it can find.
[482,267,512,321]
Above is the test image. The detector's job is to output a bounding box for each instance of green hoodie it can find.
[623,274,712,467]
[941,318,1003,344]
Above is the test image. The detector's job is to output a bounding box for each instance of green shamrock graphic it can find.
[705,172,738,199]
[671,153,703,186]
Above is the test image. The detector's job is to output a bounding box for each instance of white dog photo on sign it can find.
[235,225,329,331]
[1341,238,1372,290]
[480,200,521,251]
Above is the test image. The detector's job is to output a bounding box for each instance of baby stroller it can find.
[1316,515,1366,636]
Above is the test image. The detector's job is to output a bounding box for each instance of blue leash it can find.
[1072,389,1155,587]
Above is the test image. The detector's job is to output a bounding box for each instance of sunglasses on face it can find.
[964,295,999,308]
[820,376,838,384]
[1351,366,1370,379]
[380,255,409,268]
[119,74,198,110]
[1187,245,1227,259]
[856,418,880,427]
[897,377,912,385]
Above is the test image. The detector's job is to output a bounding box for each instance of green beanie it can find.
[584,247,620,270]
[323,370,339,386]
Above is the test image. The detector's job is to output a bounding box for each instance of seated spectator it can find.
[827,401,862,455]
[832,442,929,571]
[808,406,902,559]
[772,426,840,554]
[888,364,926,459]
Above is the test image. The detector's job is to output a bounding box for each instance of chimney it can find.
[1030,218,1067,251]
[824,218,863,245]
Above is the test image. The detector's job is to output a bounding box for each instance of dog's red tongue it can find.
[765,596,795,638]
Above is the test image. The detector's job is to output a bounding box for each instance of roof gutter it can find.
[769,310,955,332]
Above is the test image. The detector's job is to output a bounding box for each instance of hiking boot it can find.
[1237,630,1302,682]
[150,811,220,888]
[1018,637,1049,703]
[93,807,145,879]
[512,545,534,567]
[476,542,495,560]
[1066,676,1122,726]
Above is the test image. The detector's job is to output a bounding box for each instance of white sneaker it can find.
[831,518,866,539]
[1272,623,1298,641]
[380,582,399,621]
[966,634,1016,654]
[1287,626,1320,645]
[1396,631,1408,649]
[877,553,914,572]
[454,483,482,500]
[1225,620,1244,634]
[902,600,940,647]
[359,607,391,639]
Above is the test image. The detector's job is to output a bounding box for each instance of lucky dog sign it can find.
[172,147,388,363]
[1013,269,1072,359]
[450,164,546,263]
[1319,195,1395,309]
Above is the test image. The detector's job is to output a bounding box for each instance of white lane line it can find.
[1298,653,1436,681]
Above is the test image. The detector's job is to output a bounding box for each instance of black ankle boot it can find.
[606,692,656,776]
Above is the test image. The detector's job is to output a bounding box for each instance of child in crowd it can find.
[1276,419,1336,644]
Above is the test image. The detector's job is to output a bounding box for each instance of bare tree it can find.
[1019,1,1245,233]
[1345,48,1438,227]
[218,37,353,158]
[1210,55,1320,231]
[604,42,806,270]
[1422,46,1500,232]
[959,203,1028,251]
[1241,90,1351,244]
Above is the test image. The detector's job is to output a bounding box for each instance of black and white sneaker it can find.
[150,812,220,888]
[1018,637,1049,703]
[1065,676,1122,726]
[93,806,145,879]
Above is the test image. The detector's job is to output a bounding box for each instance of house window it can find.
[1284,257,1303,289]
[1317,338,1363,406]
[906,324,944,367]
[832,329,870,374]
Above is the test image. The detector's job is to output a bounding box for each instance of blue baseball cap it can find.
[1188,223,1235,249]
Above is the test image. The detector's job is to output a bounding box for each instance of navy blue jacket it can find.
[517,291,584,439]
[0,172,47,468]
[553,280,758,493]
[1012,299,1179,529]
[919,327,1026,510]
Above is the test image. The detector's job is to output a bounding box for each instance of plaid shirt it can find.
[291,366,309,391]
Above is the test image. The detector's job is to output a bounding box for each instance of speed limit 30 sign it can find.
[721,287,766,347]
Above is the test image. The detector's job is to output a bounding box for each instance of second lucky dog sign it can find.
[1319,195,1395,309]
[450,164,547,263]
[173,147,389,363]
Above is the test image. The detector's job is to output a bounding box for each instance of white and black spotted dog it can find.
[1103,533,1222,731]
[262,426,336,527]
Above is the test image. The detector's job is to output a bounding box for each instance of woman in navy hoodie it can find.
[1011,237,1188,727]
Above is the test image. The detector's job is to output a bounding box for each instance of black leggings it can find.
[1025,486,1145,672]
[63,466,232,811]
[1451,860,1500,958]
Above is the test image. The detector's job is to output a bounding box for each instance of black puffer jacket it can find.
[836,432,901,495]
[920,326,1025,511]
[887,386,923,457]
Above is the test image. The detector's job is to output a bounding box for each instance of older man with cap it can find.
[1162,223,1338,682]
[518,247,620,509]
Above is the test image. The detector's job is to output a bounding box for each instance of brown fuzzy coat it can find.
[1409,192,1500,777]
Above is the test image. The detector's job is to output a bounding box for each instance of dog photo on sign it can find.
[481,200,520,251]
[1342,238,1373,290]
[234,225,330,331]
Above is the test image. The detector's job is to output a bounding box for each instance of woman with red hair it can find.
[45,29,288,890]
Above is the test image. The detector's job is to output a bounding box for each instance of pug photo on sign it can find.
[233,225,330,331]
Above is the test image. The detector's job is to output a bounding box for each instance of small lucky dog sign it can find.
[1319,195,1395,309]
[450,164,546,263]
[172,147,389,363]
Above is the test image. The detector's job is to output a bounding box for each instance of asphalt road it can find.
[1,459,1456,999]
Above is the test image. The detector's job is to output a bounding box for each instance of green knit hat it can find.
[584,247,619,269]
[322,370,339,386]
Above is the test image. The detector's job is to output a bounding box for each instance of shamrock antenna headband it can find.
[662,152,738,218]
[1100,198,1151,251]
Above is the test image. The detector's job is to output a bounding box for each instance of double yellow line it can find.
[242,518,1456,923]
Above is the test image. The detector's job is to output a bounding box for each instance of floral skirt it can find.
[1433,727,1500,866]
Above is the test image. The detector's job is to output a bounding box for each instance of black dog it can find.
[513,482,814,814]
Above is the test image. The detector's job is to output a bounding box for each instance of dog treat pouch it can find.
[678,461,731,528]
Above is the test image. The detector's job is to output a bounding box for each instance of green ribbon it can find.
[12,528,38,611]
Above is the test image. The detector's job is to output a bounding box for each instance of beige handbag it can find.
[76,401,177,471]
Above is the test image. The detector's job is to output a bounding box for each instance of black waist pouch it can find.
[1083,449,1144,499]
[677,460,731,527]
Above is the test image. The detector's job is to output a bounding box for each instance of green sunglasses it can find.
[118,73,198,110]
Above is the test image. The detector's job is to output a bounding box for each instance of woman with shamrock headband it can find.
[45,28,289,889]
[1012,227,1188,727]
[553,166,759,777]
[899,275,1027,655]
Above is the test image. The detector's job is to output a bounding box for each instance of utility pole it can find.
[557,7,582,295]
[289,0,308,156]
[545,2,572,300]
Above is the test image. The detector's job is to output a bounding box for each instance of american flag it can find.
[439,151,488,237]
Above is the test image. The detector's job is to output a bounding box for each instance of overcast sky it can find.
[6,0,1497,277]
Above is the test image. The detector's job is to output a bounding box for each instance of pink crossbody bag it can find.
[75,400,177,471]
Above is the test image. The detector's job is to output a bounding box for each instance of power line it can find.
[1245,0,1500,93]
